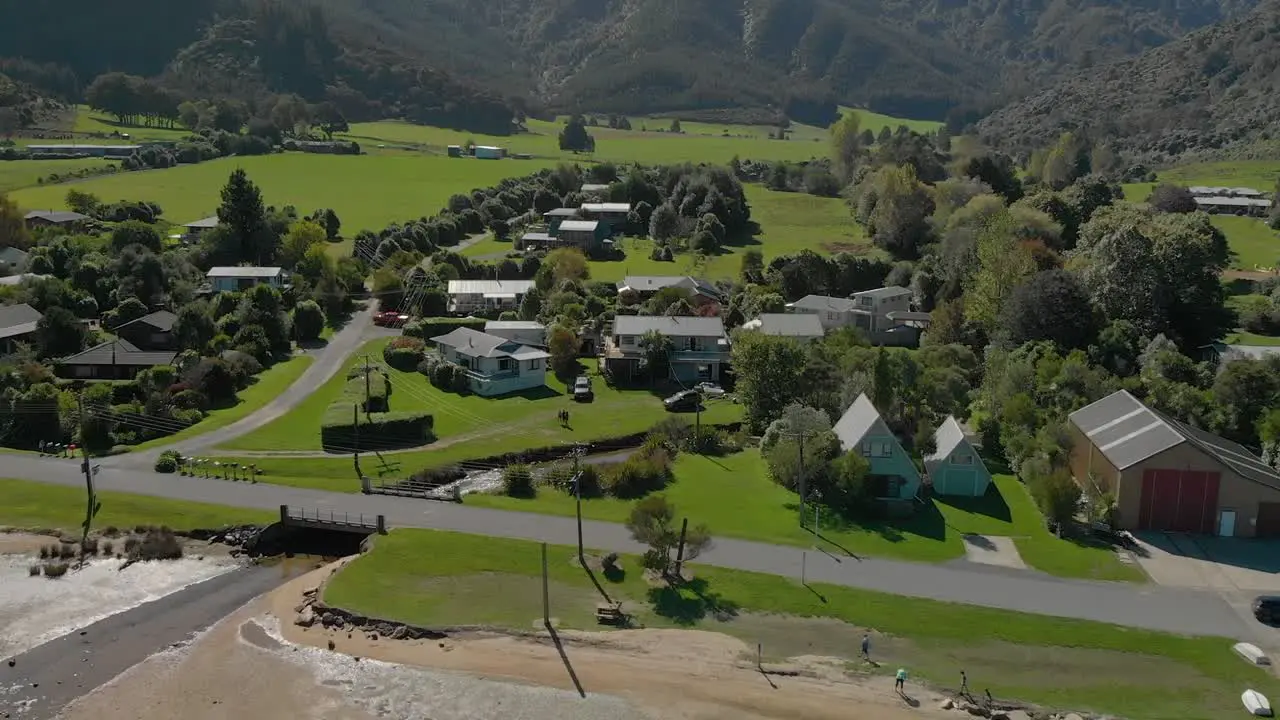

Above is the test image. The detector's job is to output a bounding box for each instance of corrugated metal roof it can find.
[834,393,887,450]
[925,416,967,464]
[1069,390,1184,470]
[184,216,219,229]
[117,310,177,332]
[206,266,284,278]
[485,321,545,331]
[742,313,824,338]
[558,220,599,232]
[431,327,547,361]
[613,315,726,338]
[447,280,534,295]
[24,210,90,223]
[544,208,579,217]
[581,203,631,213]
[520,232,555,242]
[1153,411,1280,490]
[788,295,857,313]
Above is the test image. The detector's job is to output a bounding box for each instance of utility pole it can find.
[76,396,100,558]
[541,542,550,626]
[673,517,689,579]
[573,445,584,565]
[363,355,372,409]
[797,431,807,529]
[353,403,361,455]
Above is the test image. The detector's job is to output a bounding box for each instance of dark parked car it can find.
[572,376,593,402]
[663,389,701,412]
[1253,596,1280,626]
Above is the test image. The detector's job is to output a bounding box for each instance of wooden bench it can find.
[595,601,625,626]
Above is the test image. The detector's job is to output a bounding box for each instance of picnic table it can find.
[595,601,626,626]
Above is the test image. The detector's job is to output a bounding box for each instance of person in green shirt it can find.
[894,667,907,693]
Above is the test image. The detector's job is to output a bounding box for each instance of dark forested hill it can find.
[977,0,1280,162]
[0,0,1259,126]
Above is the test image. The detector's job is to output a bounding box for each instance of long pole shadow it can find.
[546,622,586,698]
[802,582,827,604]
[582,564,612,604]
[757,666,778,689]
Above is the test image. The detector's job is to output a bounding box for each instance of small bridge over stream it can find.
[279,505,386,535]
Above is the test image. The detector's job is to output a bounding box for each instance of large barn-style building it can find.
[1068,390,1280,538]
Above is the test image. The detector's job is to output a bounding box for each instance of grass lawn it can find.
[0,158,120,194]
[128,353,315,451]
[8,153,557,239]
[469,451,1142,580]
[68,106,193,143]
[1226,330,1280,346]
[586,184,873,282]
[0,477,273,532]
[326,528,1271,720]
[1214,215,1280,271]
[216,338,743,481]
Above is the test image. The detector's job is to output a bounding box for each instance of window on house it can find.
[861,440,893,458]
[621,336,635,346]
[826,311,837,320]
[868,474,903,497]
[499,358,511,371]
[858,297,873,307]
[953,454,973,465]
[527,359,542,370]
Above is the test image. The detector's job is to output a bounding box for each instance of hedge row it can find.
[402,317,486,340]
[336,368,390,412]
[321,411,435,451]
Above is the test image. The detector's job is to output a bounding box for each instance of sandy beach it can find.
[58,563,959,720]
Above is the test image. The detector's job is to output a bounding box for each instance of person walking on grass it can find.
[860,633,871,661]
[959,670,968,698]
[895,667,907,693]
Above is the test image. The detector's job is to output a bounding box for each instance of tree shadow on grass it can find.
[783,500,946,550]
[934,484,1012,523]
[647,576,739,626]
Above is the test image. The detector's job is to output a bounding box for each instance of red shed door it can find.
[1138,469,1220,533]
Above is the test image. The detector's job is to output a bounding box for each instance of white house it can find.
[446,280,535,314]
[206,267,288,293]
[429,327,550,397]
[603,315,729,383]
[740,313,824,342]
[616,275,723,304]
[787,286,927,346]
[484,320,547,347]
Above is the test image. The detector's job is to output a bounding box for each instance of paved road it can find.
[109,306,375,469]
[2,563,292,719]
[5,454,1256,641]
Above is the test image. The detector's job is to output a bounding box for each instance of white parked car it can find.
[696,382,726,397]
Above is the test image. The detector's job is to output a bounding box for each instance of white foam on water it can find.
[249,616,654,720]
[0,555,238,658]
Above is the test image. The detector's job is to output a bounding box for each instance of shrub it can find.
[383,337,425,371]
[123,537,141,554]
[428,360,471,394]
[320,410,434,450]
[502,464,536,498]
[129,528,184,561]
[411,465,467,486]
[154,450,180,473]
[43,562,69,578]
[170,389,210,411]
[603,450,672,499]
[58,543,76,559]
[39,544,51,559]
[82,537,99,556]
[102,540,114,556]
[29,564,40,576]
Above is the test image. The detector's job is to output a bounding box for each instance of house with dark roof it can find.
[0,303,42,353]
[182,217,219,242]
[115,310,178,351]
[24,210,91,229]
[923,416,992,497]
[786,286,925,346]
[603,315,730,383]
[740,313,824,342]
[833,393,921,501]
[484,320,546,348]
[1068,390,1280,537]
[206,267,288,293]
[56,339,178,380]
[430,327,549,397]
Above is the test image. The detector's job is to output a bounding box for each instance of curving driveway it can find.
[107,306,377,469]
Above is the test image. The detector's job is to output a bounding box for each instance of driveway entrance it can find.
[1133,533,1280,592]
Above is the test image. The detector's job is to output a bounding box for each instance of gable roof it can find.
[618,275,720,298]
[1070,390,1280,490]
[924,416,991,475]
[544,208,580,218]
[581,203,631,213]
[834,393,889,450]
[206,266,284,278]
[0,246,29,267]
[0,303,42,340]
[558,220,599,233]
[431,327,550,361]
[788,295,857,313]
[183,216,219,229]
[116,310,177,333]
[741,313,825,338]
[58,339,178,367]
[484,321,545,331]
[24,210,90,224]
[613,315,727,338]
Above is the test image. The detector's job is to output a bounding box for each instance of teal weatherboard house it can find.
[923,416,993,497]
[833,394,922,500]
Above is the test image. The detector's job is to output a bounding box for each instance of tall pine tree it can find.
[217,169,277,265]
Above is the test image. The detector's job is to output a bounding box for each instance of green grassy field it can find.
[8,153,557,237]
[0,477,273,532]
[129,353,315,451]
[1123,163,1280,273]
[69,106,192,143]
[582,185,873,282]
[467,451,1141,581]
[215,338,743,483]
[0,158,120,194]
[326,528,1270,720]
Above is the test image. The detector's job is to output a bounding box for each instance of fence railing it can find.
[279,505,385,532]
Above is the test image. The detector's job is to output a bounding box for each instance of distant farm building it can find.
[1188,186,1273,217]
[24,210,91,229]
[26,144,139,159]
[473,146,507,160]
